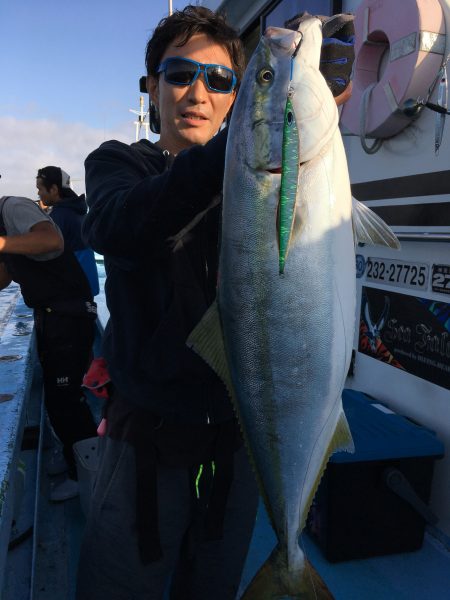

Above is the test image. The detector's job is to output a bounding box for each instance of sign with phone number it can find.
[365,257,429,290]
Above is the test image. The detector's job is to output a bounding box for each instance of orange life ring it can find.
[341,0,446,140]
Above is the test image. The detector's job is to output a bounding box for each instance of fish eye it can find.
[257,68,274,84]
[286,111,294,126]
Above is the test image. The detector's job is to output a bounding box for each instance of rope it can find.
[359,83,383,154]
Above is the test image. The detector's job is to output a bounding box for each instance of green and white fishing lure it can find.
[278,39,303,274]
[278,91,299,274]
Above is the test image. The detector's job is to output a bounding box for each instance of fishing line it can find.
[426,53,449,103]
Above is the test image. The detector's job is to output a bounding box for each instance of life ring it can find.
[341,0,446,140]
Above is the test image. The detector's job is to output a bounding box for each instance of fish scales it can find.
[221,15,354,547]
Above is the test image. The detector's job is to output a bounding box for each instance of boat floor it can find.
[239,505,450,600]
[4,442,450,600]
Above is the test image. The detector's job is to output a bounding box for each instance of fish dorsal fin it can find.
[186,300,236,402]
[352,197,401,249]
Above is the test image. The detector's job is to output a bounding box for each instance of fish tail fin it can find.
[352,197,400,249]
[240,546,334,600]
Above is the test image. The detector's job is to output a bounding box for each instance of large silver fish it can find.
[189,17,399,599]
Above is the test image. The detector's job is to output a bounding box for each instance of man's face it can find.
[36,179,59,206]
[148,33,236,155]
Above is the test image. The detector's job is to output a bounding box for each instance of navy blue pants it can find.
[76,437,259,600]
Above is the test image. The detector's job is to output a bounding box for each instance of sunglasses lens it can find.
[164,59,197,85]
[160,59,235,92]
[206,66,234,92]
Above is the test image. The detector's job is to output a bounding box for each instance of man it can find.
[36,166,99,296]
[76,6,258,600]
[0,194,98,501]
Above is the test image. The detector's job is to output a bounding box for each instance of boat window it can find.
[242,21,261,63]
[264,0,337,30]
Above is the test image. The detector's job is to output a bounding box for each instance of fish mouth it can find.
[265,27,302,56]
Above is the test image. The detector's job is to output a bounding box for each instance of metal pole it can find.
[169,0,173,15]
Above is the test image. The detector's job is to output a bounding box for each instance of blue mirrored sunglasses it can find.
[156,57,237,94]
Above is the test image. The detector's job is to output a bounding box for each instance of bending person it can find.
[36,166,100,296]
[0,194,98,501]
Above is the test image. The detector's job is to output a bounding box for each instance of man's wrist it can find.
[0,236,5,253]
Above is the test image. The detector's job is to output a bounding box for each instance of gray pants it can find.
[76,436,259,600]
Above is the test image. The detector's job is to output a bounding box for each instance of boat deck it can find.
[5,473,450,599]
[240,504,450,600]
[2,279,450,600]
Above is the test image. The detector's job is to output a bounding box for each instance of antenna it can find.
[129,96,150,142]
[129,3,171,141]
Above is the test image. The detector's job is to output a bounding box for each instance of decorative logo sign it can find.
[355,254,366,279]
[359,286,450,390]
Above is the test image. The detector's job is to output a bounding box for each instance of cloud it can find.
[0,116,150,198]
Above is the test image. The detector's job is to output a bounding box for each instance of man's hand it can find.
[0,262,12,290]
[335,81,352,107]
[0,221,64,255]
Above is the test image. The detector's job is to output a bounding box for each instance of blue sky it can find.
[0,0,194,197]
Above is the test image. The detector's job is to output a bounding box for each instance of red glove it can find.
[83,357,111,399]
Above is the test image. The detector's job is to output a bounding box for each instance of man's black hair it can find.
[36,166,73,198]
[145,5,245,88]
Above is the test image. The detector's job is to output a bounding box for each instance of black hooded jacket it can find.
[83,129,232,425]
[50,189,89,252]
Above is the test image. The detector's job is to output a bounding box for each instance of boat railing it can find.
[0,287,39,594]
[0,278,107,598]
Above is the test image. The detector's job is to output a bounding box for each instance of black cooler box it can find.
[307,389,444,562]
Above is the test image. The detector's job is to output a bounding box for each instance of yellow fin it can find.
[187,302,267,505]
[186,300,235,401]
[301,410,354,531]
[241,546,334,600]
[330,409,354,456]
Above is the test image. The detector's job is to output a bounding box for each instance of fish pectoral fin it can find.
[240,546,334,600]
[186,300,235,401]
[352,197,401,249]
